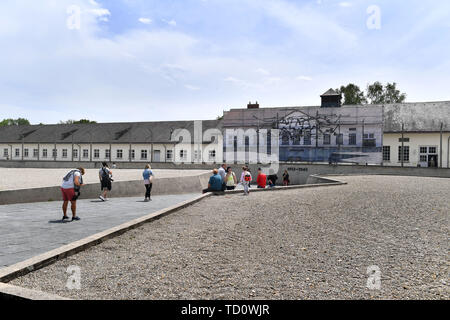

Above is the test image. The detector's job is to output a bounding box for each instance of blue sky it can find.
[0,0,449,124]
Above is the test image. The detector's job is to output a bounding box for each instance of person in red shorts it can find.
[61,167,85,222]
[256,168,267,189]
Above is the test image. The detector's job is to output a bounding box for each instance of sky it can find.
[0,0,449,124]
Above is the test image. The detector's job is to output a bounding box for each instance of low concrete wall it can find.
[241,163,450,186]
[0,173,210,205]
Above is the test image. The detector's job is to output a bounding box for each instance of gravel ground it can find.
[0,168,208,191]
[10,175,450,300]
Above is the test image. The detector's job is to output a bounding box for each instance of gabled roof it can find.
[0,120,223,144]
[320,88,341,97]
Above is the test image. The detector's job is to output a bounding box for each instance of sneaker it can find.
[72,216,80,221]
[99,196,105,201]
[62,216,69,221]
[144,198,149,202]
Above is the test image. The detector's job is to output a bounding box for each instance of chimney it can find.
[247,101,259,109]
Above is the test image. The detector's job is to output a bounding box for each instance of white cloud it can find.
[255,68,270,75]
[184,84,201,91]
[89,8,111,22]
[296,76,313,81]
[138,18,152,24]
[339,2,352,7]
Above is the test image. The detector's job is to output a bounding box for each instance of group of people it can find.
[202,164,291,195]
[60,162,154,221]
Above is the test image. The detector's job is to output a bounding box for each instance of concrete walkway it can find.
[0,193,198,268]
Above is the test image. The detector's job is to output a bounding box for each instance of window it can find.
[33,149,38,157]
[166,150,173,160]
[131,149,135,159]
[105,149,111,159]
[398,146,410,162]
[349,133,357,145]
[293,134,301,145]
[83,149,89,158]
[363,133,376,147]
[323,134,331,145]
[3,149,8,157]
[209,150,216,160]
[73,149,78,158]
[267,131,272,154]
[398,137,410,142]
[15,148,20,157]
[303,132,311,145]
[24,148,29,157]
[52,149,57,158]
[382,146,390,161]
[42,149,48,158]
[94,149,100,159]
[420,155,427,162]
[179,150,187,161]
[419,147,427,154]
[429,147,437,154]
[62,149,68,158]
[117,149,123,159]
[336,134,343,145]
[141,150,148,160]
[282,132,290,145]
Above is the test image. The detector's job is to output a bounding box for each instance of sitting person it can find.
[268,173,278,188]
[256,168,267,189]
[202,169,225,193]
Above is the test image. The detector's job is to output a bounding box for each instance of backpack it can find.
[244,172,251,182]
[101,167,110,181]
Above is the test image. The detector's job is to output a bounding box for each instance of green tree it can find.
[366,82,406,104]
[59,119,97,124]
[0,118,30,126]
[337,83,367,105]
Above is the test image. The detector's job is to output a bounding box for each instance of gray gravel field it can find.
[10,175,450,299]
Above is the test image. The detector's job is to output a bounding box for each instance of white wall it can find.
[383,133,450,168]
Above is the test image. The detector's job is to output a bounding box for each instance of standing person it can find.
[99,162,113,201]
[240,166,252,196]
[282,169,290,186]
[256,168,267,189]
[225,167,237,190]
[112,162,117,169]
[218,163,227,190]
[143,164,154,202]
[202,169,223,193]
[61,167,85,221]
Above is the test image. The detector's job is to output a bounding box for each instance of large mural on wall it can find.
[277,106,383,164]
[222,105,383,165]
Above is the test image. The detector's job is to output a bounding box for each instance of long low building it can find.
[0,90,449,168]
[0,120,223,164]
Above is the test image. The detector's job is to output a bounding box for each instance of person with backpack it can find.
[224,166,237,190]
[240,166,252,196]
[99,162,113,201]
[61,167,85,221]
[143,164,154,202]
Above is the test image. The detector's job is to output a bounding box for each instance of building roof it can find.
[383,101,450,133]
[320,88,341,97]
[0,120,222,144]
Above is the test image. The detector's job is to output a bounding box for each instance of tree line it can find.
[337,81,406,105]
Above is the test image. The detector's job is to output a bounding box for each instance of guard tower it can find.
[320,89,342,108]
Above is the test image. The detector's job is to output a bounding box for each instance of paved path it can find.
[0,193,198,268]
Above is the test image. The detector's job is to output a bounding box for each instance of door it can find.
[153,150,160,162]
[428,155,438,168]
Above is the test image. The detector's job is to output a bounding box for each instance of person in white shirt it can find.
[61,167,85,221]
